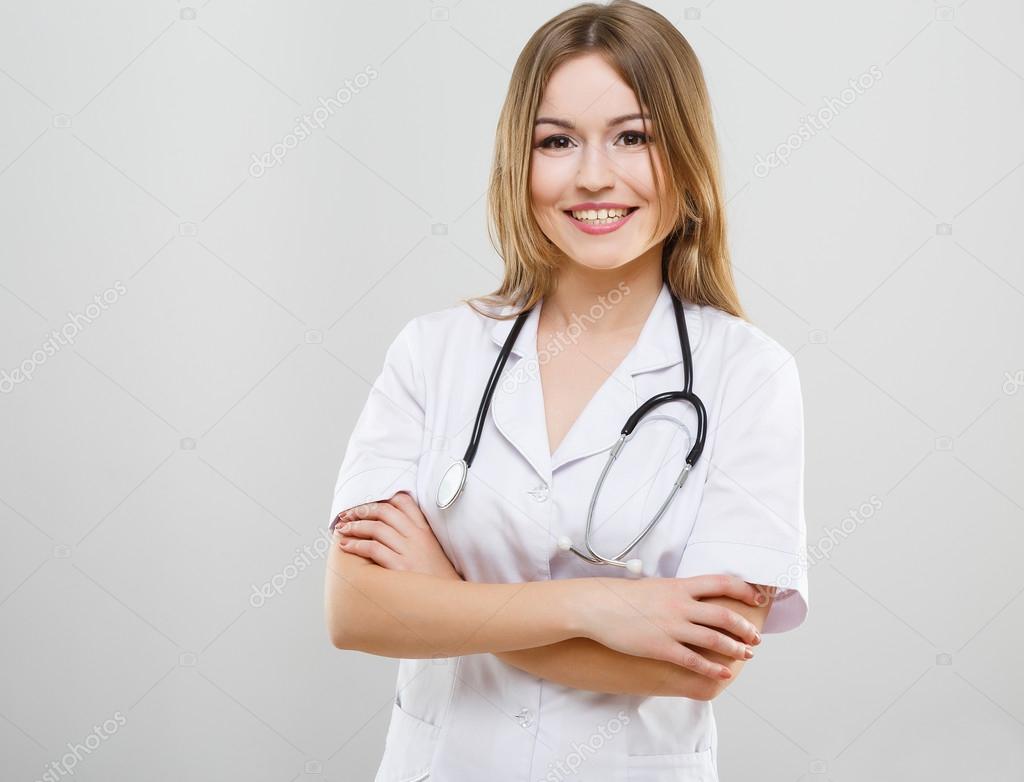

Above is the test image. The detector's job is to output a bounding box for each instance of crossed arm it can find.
[494,591,773,700]
[326,495,774,700]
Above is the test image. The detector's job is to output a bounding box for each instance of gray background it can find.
[1,1,1022,780]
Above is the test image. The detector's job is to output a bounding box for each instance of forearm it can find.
[495,639,715,700]
[495,592,773,701]
[325,545,588,658]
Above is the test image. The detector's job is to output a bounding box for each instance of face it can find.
[530,52,669,273]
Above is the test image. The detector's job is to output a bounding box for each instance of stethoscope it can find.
[435,274,707,576]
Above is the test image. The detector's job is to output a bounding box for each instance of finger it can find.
[340,500,416,538]
[685,606,757,659]
[687,574,766,607]
[660,641,732,681]
[752,584,778,607]
[338,538,402,570]
[335,533,373,560]
[388,492,430,530]
[341,519,406,553]
[337,532,390,565]
[690,602,761,647]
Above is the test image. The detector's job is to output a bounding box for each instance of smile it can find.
[563,206,639,235]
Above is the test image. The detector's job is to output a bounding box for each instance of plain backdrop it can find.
[1,1,1023,780]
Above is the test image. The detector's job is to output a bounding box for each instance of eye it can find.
[536,135,575,150]
[617,130,651,147]
[534,131,653,150]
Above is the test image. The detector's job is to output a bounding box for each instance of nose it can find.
[575,144,616,192]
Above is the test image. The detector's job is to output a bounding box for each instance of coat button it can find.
[527,485,549,502]
[515,707,533,728]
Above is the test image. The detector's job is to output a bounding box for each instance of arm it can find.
[330,496,765,679]
[325,541,587,657]
[494,587,773,700]
[495,639,714,699]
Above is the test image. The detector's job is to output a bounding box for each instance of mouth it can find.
[562,206,639,235]
[563,206,640,226]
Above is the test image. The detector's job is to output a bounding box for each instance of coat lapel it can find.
[489,301,553,486]
[488,282,705,482]
[548,282,704,472]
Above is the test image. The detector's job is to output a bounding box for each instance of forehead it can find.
[538,53,642,123]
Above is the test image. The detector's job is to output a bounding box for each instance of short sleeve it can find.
[676,343,809,633]
[328,319,427,533]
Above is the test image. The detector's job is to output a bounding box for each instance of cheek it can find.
[620,154,659,203]
[530,163,563,234]
[529,153,570,206]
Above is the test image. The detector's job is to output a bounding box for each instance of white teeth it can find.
[569,207,633,223]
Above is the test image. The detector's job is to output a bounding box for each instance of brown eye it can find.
[618,131,651,146]
[537,135,575,150]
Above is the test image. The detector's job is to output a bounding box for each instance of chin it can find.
[562,253,637,272]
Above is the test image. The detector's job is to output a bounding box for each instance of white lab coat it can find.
[329,280,809,782]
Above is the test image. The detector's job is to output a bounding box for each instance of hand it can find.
[577,575,769,681]
[332,492,463,581]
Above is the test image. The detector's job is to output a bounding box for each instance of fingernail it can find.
[719,668,732,680]
[744,647,754,660]
[340,522,351,532]
[753,632,761,644]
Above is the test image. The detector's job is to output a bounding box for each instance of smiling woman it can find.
[324,2,808,781]
[530,67,667,247]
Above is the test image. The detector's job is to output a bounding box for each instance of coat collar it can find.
[486,281,704,482]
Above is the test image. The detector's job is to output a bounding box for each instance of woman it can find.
[324,2,808,779]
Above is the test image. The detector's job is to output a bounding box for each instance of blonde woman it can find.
[325,2,808,779]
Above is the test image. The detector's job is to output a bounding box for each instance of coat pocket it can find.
[626,745,717,782]
[374,699,442,782]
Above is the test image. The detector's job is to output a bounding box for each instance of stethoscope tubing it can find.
[437,274,707,574]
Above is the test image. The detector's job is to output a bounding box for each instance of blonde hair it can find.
[463,0,747,322]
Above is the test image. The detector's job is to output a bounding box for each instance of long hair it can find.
[463,0,747,322]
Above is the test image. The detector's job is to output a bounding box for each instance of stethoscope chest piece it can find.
[436,459,468,509]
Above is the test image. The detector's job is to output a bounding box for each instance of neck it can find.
[541,249,664,337]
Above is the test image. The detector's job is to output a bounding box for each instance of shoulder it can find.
[696,304,801,410]
[379,299,507,387]
[372,300,502,404]
[400,297,507,347]
[698,304,797,372]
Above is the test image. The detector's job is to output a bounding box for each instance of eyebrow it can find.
[533,112,651,130]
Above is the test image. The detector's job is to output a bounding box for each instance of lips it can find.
[563,206,640,217]
[562,205,639,235]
